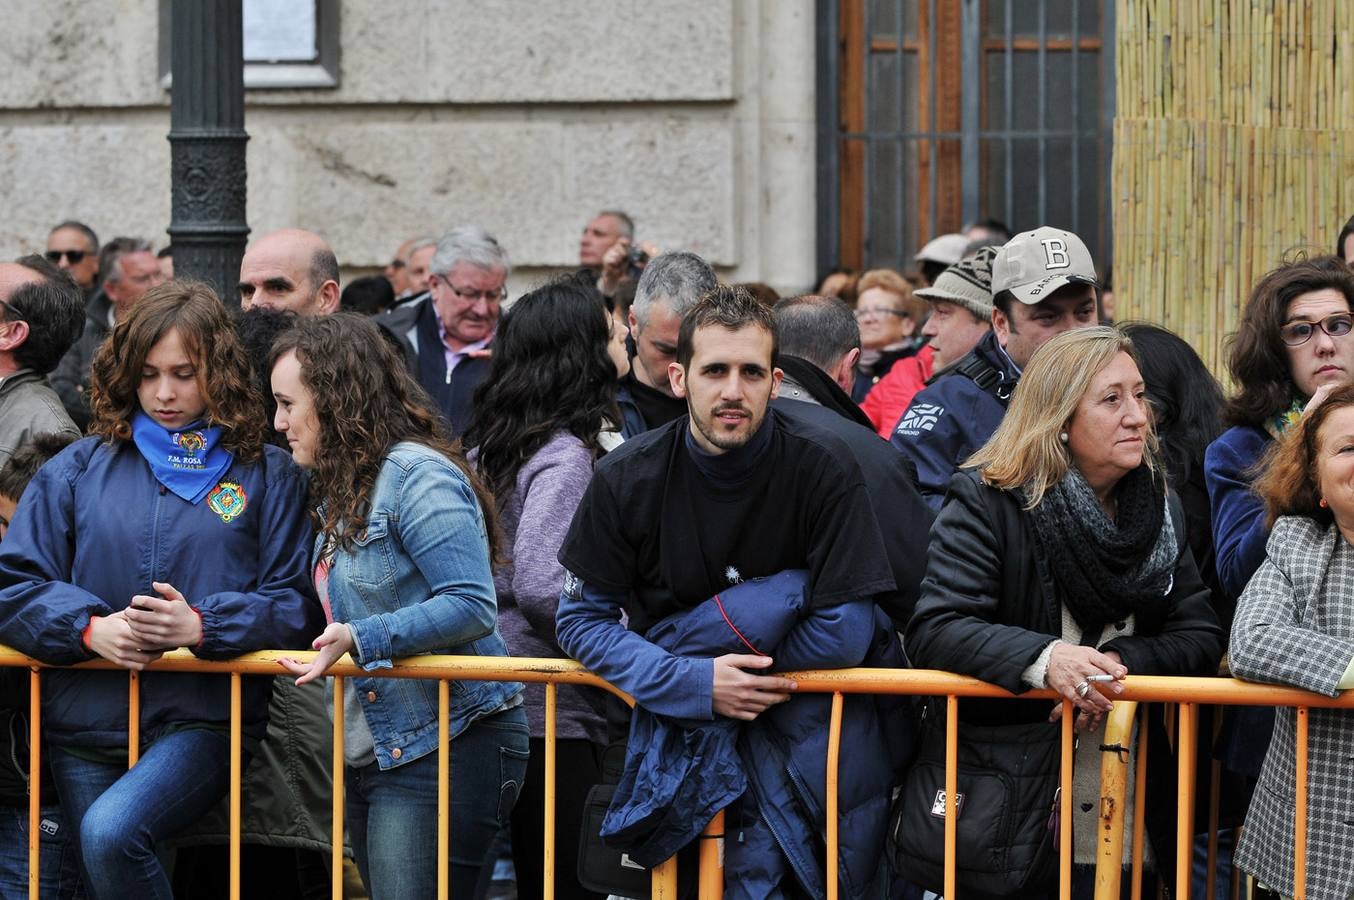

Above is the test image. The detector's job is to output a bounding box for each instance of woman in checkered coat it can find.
[1230,382,1354,900]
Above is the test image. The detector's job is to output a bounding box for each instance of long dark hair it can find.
[466,277,619,506]
[1222,255,1354,428]
[269,313,500,556]
[89,280,264,461]
[1122,323,1224,485]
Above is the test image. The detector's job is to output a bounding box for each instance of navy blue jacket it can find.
[1203,425,1272,599]
[585,571,911,900]
[889,330,1019,509]
[0,438,323,748]
[1202,424,1277,777]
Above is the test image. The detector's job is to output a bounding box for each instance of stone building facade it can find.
[0,1,817,296]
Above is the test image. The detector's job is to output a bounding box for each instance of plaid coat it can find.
[1230,517,1354,900]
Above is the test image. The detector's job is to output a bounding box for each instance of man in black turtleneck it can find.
[558,284,894,718]
[556,284,897,888]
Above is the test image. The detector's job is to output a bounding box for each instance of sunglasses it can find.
[45,249,89,264]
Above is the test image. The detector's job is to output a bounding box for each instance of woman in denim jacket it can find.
[271,313,527,899]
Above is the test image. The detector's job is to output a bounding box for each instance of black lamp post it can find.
[167,0,249,305]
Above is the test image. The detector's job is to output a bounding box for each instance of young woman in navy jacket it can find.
[0,282,322,900]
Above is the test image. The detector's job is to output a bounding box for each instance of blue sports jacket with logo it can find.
[0,437,323,749]
[889,329,1020,509]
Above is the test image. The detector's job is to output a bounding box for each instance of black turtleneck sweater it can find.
[559,409,896,633]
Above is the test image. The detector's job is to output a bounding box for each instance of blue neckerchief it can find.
[130,411,234,504]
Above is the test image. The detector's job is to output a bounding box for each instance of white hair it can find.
[430,225,510,277]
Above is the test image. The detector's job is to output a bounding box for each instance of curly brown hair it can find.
[268,313,500,557]
[1254,382,1354,529]
[88,280,264,461]
[1222,255,1354,428]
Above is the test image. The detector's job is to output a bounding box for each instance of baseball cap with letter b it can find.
[991,226,1098,305]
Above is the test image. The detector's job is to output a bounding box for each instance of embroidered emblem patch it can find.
[174,430,206,456]
[207,481,247,523]
[898,403,945,433]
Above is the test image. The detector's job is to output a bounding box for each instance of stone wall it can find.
[0,1,817,296]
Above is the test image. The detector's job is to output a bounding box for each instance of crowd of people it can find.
[1,208,1353,900]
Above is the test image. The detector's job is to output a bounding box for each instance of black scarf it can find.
[1025,464,1176,630]
[776,355,875,430]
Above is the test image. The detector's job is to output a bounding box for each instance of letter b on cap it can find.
[1041,239,1070,270]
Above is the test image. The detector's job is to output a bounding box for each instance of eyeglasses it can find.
[387,259,406,270]
[0,299,23,323]
[44,249,89,264]
[431,273,506,304]
[853,307,908,320]
[1280,313,1354,346]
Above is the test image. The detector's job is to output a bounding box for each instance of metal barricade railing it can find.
[2,647,1345,900]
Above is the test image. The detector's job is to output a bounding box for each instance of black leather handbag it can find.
[890,705,1062,900]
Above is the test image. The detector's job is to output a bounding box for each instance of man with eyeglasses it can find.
[45,221,100,298]
[379,225,509,435]
[50,237,165,429]
[0,256,84,468]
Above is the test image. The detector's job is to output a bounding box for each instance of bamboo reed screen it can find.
[1113,0,1354,374]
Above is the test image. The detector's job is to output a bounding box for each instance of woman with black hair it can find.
[464,277,624,899]
[1122,323,1227,620]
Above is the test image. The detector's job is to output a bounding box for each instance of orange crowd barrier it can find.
[1,646,1347,900]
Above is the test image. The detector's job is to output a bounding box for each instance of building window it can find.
[159,0,340,90]
[818,0,1114,274]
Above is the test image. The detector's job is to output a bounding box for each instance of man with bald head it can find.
[0,256,84,466]
[238,229,340,315]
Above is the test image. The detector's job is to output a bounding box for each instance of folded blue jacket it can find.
[602,570,914,900]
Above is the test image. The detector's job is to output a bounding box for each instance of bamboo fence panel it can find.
[1113,0,1354,376]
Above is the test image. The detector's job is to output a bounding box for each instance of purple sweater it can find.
[492,431,607,743]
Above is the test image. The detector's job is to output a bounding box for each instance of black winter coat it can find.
[905,469,1224,722]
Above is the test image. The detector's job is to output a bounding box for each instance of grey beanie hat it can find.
[913,245,999,320]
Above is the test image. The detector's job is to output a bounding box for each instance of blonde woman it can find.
[899,326,1223,897]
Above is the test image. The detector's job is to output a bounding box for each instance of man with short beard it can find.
[555,285,900,894]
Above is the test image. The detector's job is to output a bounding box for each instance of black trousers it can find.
[509,737,603,900]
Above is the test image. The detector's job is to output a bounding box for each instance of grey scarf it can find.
[1026,465,1177,630]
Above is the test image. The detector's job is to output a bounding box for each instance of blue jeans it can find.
[47,730,232,900]
[0,803,82,900]
[347,706,529,900]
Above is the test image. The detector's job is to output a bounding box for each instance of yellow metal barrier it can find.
[3,647,1347,900]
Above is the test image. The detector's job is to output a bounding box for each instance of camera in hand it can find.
[625,243,649,277]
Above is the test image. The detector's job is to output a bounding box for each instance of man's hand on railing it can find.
[86,610,165,671]
[711,654,797,721]
[279,622,355,686]
[124,581,203,650]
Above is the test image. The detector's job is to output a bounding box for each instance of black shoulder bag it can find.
[889,700,1062,899]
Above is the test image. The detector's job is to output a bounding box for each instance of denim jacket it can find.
[318,441,522,770]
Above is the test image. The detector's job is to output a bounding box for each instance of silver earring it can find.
[1059,432,1069,443]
